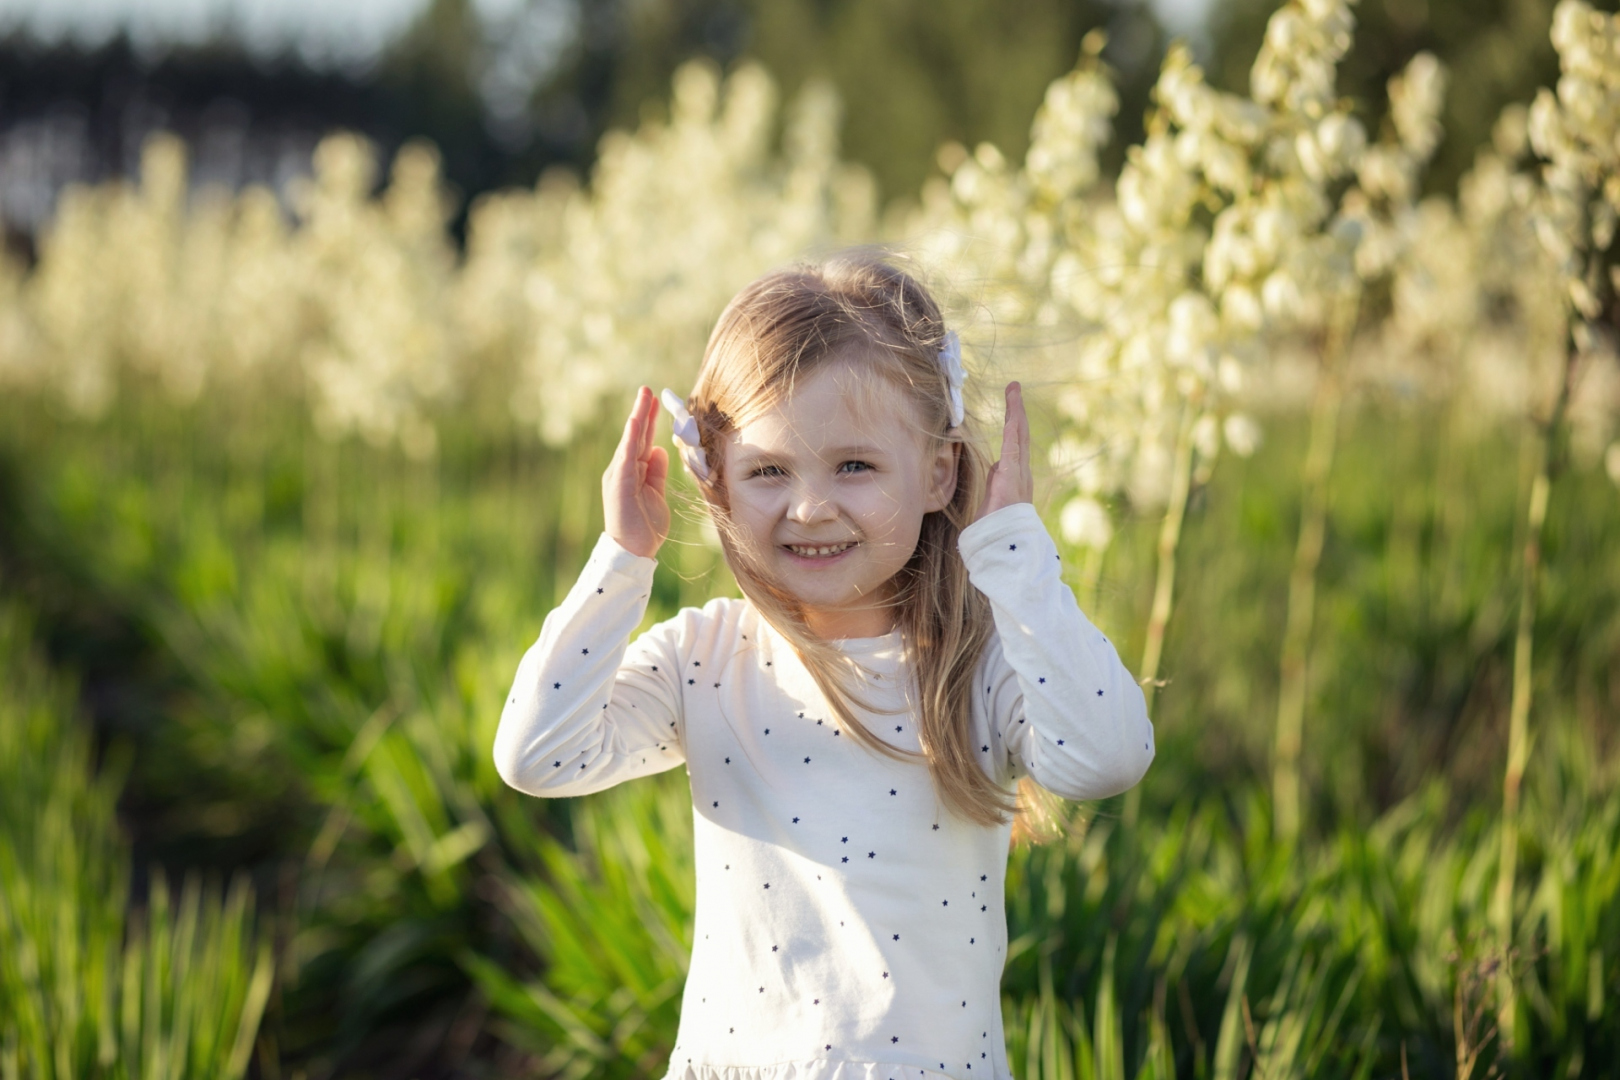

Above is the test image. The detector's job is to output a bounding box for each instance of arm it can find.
[492,532,690,797]
[495,385,687,797]
[960,502,1154,800]
[963,381,1152,800]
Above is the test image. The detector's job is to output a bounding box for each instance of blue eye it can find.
[749,464,785,478]
[839,461,872,474]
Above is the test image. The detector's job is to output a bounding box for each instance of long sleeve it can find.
[959,502,1154,800]
[493,532,693,798]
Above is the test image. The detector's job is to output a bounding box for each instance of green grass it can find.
[0,600,273,1079]
[0,386,1615,1077]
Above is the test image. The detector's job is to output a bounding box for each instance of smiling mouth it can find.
[784,541,858,558]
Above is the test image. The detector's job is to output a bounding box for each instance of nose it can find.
[785,475,836,526]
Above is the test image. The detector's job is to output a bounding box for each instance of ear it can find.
[924,438,960,514]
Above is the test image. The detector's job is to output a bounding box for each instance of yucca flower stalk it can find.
[1272,53,1448,844]
[1491,0,1620,1044]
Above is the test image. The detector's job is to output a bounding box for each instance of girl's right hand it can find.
[603,386,671,559]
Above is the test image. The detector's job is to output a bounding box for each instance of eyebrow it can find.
[737,446,889,466]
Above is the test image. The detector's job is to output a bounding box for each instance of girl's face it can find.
[721,357,958,641]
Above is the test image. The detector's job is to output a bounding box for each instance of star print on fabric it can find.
[688,679,695,685]
[595,588,603,594]
[500,520,1148,1059]
[581,648,588,655]
[890,789,896,795]
[553,682,560,689]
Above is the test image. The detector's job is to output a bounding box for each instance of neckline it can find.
[748,605,903,657]
[831,628,903,651]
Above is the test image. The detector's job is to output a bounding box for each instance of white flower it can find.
[1224,413,1263,456]
[1060,496,1114,551]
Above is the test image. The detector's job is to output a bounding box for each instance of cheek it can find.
[730,498,779,543]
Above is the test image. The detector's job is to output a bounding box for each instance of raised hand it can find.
[977,381,1034,522]
[603,386,671,558]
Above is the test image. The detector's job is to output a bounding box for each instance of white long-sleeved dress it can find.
[493,502,1154,1080]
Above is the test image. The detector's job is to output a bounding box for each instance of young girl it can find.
[493,252,1154,1079]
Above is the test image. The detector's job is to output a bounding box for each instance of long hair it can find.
[678,248,1065,842]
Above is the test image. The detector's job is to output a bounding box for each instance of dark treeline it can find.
[0,0,1165,249]
[2,0,1613,248]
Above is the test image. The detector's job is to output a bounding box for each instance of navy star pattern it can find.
[491,504,1155,1077]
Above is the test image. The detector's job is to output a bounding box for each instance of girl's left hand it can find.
[977,381,1033,521]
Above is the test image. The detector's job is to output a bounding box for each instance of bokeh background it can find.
[0,0,1617,1078]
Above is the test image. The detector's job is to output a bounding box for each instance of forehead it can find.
[730,358,928,456]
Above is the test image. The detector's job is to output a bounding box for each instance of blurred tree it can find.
[1206,0,1620,193]
[0,0,1169,245]
[525,0,1168,203]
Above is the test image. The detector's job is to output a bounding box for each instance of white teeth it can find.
[788,542,855,557]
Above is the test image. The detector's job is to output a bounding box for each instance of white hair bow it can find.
[659,388,711,482]
[939,330,965,428]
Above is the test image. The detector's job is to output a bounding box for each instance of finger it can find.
[1000,383,1022,466]
[615,403,639,468]
[1011,383,1030,469]
[634,386,658,462]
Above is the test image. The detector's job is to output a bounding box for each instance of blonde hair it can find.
[678,248,1065,845]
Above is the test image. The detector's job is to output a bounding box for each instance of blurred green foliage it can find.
[0,385,1615,1077]
[0,600,272,1079]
